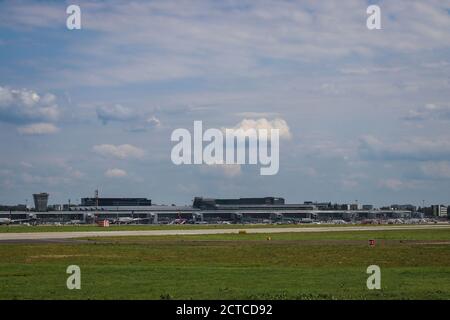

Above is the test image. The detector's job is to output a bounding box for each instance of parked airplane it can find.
[169,218,187,225]
[110,217,152,225]
[66,220,84,225]
[0,214,37,225]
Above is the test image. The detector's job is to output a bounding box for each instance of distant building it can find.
[48,204,63,211]
[33,193,49,212]
[0,204,27,212]
[431,205,447,217]
[303,202,332,210]
[391,204,416,212]
[63,204,77,210]
[193,197,285,209]
[81,197,152,207]
[350,204,359,211]
[362,205,373,210]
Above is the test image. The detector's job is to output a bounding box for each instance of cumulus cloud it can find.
[2,1,450,203]
[340,66,405,75]
[20,161,33,168]
[358,135,450,161]
[146,116,161,127]
[420,161,450,179]
[96,104,161,132]
[403,103,450,122]
[128,115,161,132]
[227,118,292,140]
[93,144,145,159]
[105,168,127,178]
[4,1,450,87]
[0,86,60,123]
[377,179,405,191]
[96,104,137,124]
[235,112,280,118]
[342,179,359,189]
[21,172,72,186]
[17,123,59,135]
[201,164,242,177]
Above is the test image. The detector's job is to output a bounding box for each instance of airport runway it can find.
[0,224,449,242]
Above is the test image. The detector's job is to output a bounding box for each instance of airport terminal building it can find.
[0,196,424,225]
[81,197,152,207]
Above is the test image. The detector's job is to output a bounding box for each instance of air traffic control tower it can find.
[33,193,49,212]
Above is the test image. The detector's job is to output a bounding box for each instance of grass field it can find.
[0,228,449,300]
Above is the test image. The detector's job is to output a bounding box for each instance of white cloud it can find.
[420,161,450,179]
[0,169,12,176]
[422,61,450,68]
[21,173,70,186]
[146,116,161,127]
[377,179,405,191]
[221,164,242,177]
[359,135,450,161]
[300,167,318,177]
[200,164,242,178]
[340,66,405,75]
[20,161,33,168]
[0,2,63,29]
[93,144,145,159]
[0,86,60,123]
[342,179,359,189]
[228,118,292,140]
[17,123,59,135]
[96,104,136,124]
[96,104,161,132]
[1,1,450,205]
[403,103,450,122]
[6,1,450,88]
[235,112,280,118]
[105,168,127,178]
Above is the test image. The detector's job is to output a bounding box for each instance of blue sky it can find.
[1,0,450,206]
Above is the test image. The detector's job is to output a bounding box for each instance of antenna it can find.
[95,189,99,222]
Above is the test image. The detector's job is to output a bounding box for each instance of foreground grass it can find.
[86,228,450,242]
[0,229,449,299]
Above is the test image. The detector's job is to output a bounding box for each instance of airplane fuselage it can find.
[0,218,12,225]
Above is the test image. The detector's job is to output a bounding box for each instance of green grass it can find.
[85,228,450,242]
[0,229,449,300]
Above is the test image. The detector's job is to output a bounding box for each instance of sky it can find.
[0,0,450,207]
